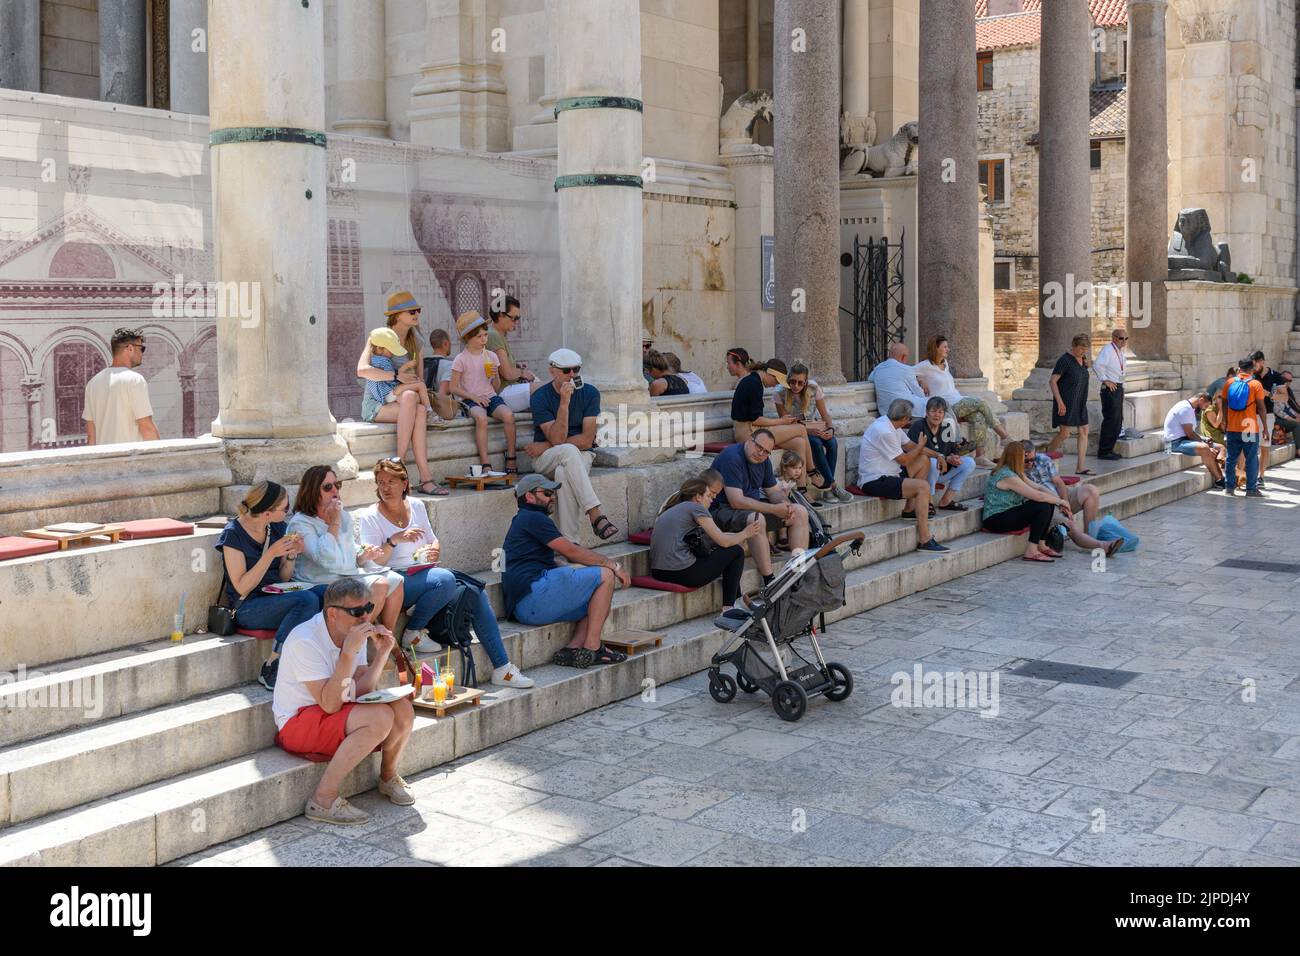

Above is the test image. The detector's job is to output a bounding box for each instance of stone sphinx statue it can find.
[719,90,773,155]
[1168,207,1233,281]
[841,121,918,178]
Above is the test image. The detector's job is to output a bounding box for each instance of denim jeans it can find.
[401,567,509,668]
[807,434,839,486]
[236,585,328,652]
[927,455,975,497]
[1225,431,1259,491]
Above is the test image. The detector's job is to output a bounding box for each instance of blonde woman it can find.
[913,334,1010,468]
[980,442,1070,563]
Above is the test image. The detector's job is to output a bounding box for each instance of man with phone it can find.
[525,348,619,542]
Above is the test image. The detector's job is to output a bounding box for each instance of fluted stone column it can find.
[0,0,40,93]
[917,0,980,378]
[1036,0,1092,366]
[333,0,388,135]
[99,0,147,105]
[554,0,646,410]
[168,0,208,114]
[774,0,843,384]
[208,0,353,485]
[1126,0,1169,360]
[842,0,871,127]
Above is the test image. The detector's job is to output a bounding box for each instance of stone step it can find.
[0,455,1242,866]
[1031,431,1169,459]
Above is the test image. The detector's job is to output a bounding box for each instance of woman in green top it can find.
[981,441,1070,562]
[488,296,543,413]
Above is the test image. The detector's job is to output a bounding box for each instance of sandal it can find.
[1022,554,1055,563]
[418,480,450,496]
[590,644,628,665]
[1105,538,1123,557]
[1075,468,1096,476]
[552,647,594,669]
[938,501,968,511]
[505,455,518,476]
[591,515,619,540]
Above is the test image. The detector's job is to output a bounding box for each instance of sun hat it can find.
[384,290,420,316]
[456,310,488,340]
[368,327,407,356]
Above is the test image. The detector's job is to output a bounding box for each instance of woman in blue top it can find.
[980,441,1070,563]
[216,481,328,690]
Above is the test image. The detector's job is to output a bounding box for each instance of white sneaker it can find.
[401,628,427,651]
[378,774,416,806]
[491,662,536,689]
[410,634,443,657]
[304,796,370,826]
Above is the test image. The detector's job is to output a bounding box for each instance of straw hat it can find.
[384,290,420,316]
[456,310,488,339]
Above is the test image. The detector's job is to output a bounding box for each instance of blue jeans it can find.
[401,567,509,668]
[808,434,839,486]
[928,455,975,497]
[236,585,328,652]
[513,565,605,625]
[1225,431,1259,491]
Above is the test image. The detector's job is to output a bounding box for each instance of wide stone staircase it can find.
[4,427,1285,867]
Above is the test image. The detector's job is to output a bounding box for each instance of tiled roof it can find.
[976,0,1128,52]
[975,0,1128,24]
[1089,85,1126,138]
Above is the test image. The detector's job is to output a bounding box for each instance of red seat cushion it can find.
[845,484,865,496]
[236,628,277,640]
[703,442,731,454]
[630,575,697,593]
[0,536,60,560]
[628,529,653,545]
[119,518,196,540]
[1045,451,1064,460]
[985,526,1029,536]
[1061,475,1081,486]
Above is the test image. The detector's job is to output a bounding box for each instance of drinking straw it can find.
[433,657,441,678]
[179,591,187,620]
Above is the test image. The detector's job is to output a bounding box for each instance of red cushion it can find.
[1061,475,1081,486]
[119,518,196,540]
[985,527,1029,536]
[703,442,731,454]
[236,628,277,640]
[628,529,653,545]
[0,536,60,560]
[1045,451,1064,460]
[630,575,697,593]
[845,484,865,496]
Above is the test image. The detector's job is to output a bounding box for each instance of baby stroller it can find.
[707,530,864,722]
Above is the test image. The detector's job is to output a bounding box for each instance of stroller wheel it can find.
[736,672,759,695]
[825,663,854,702]
[772,681,807,722]
[708,671,737,704]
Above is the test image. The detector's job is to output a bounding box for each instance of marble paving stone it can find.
[793,810,913,864]
[779,741,900,778]
[593,857,646,866]
[702,758,899,816]
[600,775,734,820]
[295,791,427,842]
[1137,769,1265,813]
[1177,702,1272,730]
[1195,848,1299,867]
[622,685,696,709]
[1111,737,1224,774]
[1246,787,1300,825]
[1033,702,1138,735]
[865,756,969,793]
[1119,716,1211,745]
[364,811,504,865]
[682,835,847,867]
[969,637,1063,659]
[1041,786,1179,833]
[425,775,550,825]
[617,741,742,783]
[864,723,973,758]
[876,833,1009,867]
[960,807,1087,856]
[1275,737,1300,760]
[535,725,666,765]
[994,851,1080,867]
[630,712,741,748]
[581,814,732,866]
[1032,753,1158,794]
[1037,683,1137,710]
[1199,727,1293,759]
[237,831,399,867]
[867,788,991,835]
[926,711,1036,743]
[516,758,650,800]
[691,793,830,846]
[493,795,634,844]
[1153,805,1273,851]
[447,745,569,783]
[944,739,1060,775]
[1056,830,1207,867]
[1211,753,1300,789]
[199,822,314,865]
[940,767,1070,813]
[709,727,816,761]
[571,703,671,732]
[862,701,947,728]
[663,691,765,719]
[452,831,608,867]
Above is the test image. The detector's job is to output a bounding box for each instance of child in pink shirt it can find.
[450,311,518,475]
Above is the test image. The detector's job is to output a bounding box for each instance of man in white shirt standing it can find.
[1162,390,1224,487]
[1092,328,1128,461]
[82,327,159,445]
[857,398,949,553]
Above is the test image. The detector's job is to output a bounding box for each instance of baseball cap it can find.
[514,474,562,498]
[548,348,583,368]
[368,327,407,356]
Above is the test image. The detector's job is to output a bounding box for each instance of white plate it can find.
[262,582,312,593]
[356,684,415,704]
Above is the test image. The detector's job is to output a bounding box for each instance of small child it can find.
[773,450,806,551]
[367,327,436,416]
[449,310,518,474]
[423,328,456,427]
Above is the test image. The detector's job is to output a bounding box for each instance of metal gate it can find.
[840,231,905,380]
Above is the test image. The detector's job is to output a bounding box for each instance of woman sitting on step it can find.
[981,441,1072,564]
[774,362,855,503]
[649,470,765,617]
[726,348,813,476]
[913,334,1011,469]
[356,457,534,689]
[216,482,327,691]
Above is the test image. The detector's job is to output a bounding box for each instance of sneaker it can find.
[900,509,918,521]
[428,414,451,430]
[834,485,855,503]
[378,774,416,806]
[258,658,278,691]
[304,795,369,826]
[917,537,950,553]
[1223,487,1236,496]
[1245,489,1265,498]
[491,662,536,689]
[1212,478,1226,489]
[1098,452,1122,461]
[1257,479,1267,489]
[400,628,426,651]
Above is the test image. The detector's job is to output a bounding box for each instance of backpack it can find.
[425,569,488,687]
[1226,378,1252,411]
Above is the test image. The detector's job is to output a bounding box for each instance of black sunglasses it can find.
[321,481,343,492]
[554,366,581,374]
[330,602,375,619]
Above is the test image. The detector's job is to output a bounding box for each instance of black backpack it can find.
[425,568,488,687]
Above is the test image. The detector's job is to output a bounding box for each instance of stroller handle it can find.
[814,530,865,559]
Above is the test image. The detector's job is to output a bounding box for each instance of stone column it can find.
[168,0,208,114]
[0,0,40,93]
[841,0,871,131]
[333,0,388,135]
[1125,0,1169,360]
[208,0,353,485]
[409,0,509,151]
[20,376,42,449]
[774,0,844,384]
[99,0,147,105]
[1035,0,1092,366]
[746,0,760,91]
[179,369,196,438]
[553,0,646,411]
[917,0,980,377]
[512,0,559,155]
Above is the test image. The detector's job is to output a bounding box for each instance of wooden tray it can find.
[23,525,124,550]
[601,629,665,656]
[443,473,516,492]
[412,684,484,717]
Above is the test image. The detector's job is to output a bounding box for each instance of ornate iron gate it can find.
[840,231,905,380]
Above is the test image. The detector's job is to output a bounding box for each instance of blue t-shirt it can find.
[530,381,601,444]
[710,441,774,510]
[502,504,565,616]
[366,353,400,406]
[730,371,765,422]
[215,518,287,603]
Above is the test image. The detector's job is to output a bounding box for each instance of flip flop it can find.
[1021,554,1055,563]
[1075,468,1096,476]
[1105,538,1123,557]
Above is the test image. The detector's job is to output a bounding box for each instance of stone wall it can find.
[1091,138,1126,282]
[1166,281,1298,391]
[40,0,99,99]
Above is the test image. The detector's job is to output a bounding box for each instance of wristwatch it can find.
[386,534,398,548]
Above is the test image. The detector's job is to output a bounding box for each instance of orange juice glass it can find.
[431,680,448,703]
[443,669,455,694]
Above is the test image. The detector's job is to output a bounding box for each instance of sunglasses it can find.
[553,366,581,374]
[321,481,342,492]
[531,488,556,498]
[330,602,375,619]
[1115,336,1128,341]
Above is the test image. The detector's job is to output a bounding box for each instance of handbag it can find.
[207,529,271,635]
[683,524,717,560]
[1045,523,1067,554]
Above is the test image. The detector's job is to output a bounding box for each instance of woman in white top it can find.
[663,352,709,394]
[912,334,1010,468]
[773,363,854,503]
[355,458,534,688]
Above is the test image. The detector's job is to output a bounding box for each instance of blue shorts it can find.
[1168,437,1203,456]
[461,394,507,417]
[513,565,605,625]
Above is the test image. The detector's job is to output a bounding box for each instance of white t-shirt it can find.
[82,367,153,444]
[356,497,437,569]
[1163,399,1198,444]
[272,612,367,730]
[912,360,965,407]
[774,380,826,422]
[858,415,905,484]
[680,371,708,394]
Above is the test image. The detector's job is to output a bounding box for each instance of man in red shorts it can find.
[272,577,416,825]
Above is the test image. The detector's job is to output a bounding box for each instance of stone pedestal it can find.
[774,0,843,384]
[332,0,388,136]
[512,0,558,156]
[722,145,775,364]
[0,0,40,93]
[208,0,354,484]
[168,0,208,115]
[99,0,147,105]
